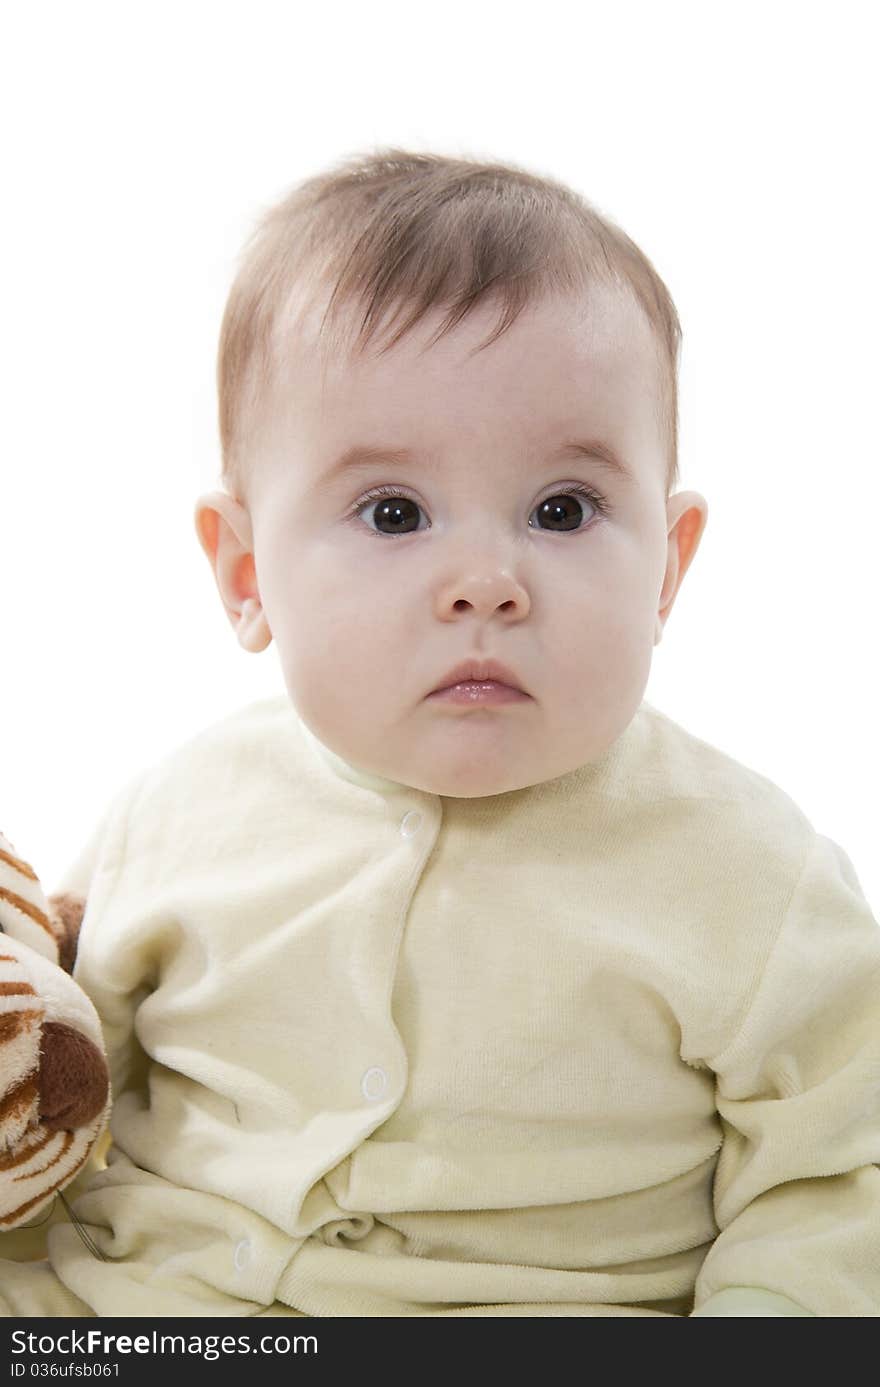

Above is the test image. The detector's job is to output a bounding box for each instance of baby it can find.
[3,148,879,1318]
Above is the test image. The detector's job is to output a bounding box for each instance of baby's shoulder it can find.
[626,701,815,865]
[126,696,299,819]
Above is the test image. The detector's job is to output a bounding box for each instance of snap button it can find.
[400,810,422,838]
[233,1238,252,1271]
[361,1066,389,1101]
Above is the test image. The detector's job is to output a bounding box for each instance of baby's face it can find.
[197,285,707,797]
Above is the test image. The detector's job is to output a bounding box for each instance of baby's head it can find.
[195,148,708,798]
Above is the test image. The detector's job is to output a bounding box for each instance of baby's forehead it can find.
[251,283,667,503]
[275,281,661,405]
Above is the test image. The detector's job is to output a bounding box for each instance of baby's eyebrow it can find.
[322,439,634,485]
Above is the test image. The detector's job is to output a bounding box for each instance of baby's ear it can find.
[194,496,219,560]
[193,492,272,653]
[655,491,709,643]
[194,490,253,565]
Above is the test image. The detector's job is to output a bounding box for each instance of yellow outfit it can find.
[2,696,879,1316]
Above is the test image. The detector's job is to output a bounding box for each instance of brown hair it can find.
[218,147,682,502]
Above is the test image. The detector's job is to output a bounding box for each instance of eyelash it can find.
[347,483,610,536]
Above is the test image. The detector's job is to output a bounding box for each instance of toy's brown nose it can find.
[38,1022,109,1130]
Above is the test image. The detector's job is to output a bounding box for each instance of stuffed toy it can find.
[0,830,110,1230]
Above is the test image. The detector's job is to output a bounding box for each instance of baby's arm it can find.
[3,772,291,1318]
[692,831,880,1316]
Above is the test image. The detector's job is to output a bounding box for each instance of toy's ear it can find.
[47,893,87,974]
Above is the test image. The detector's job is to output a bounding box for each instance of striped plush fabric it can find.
[0,831,110,1229]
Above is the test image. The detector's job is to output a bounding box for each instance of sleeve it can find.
[692,830,880,1317]
[66,773,156,1105]
[4,767,292,1317]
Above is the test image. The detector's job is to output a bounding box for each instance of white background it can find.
[2,1,877,909]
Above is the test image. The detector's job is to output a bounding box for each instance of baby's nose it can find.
[435,567,530,621]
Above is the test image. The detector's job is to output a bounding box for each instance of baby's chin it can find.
[410,762,541,798]
[384,743,596,800]
[292,697,617,799]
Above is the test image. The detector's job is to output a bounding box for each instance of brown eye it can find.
[530,490,597,532]
[367,494,422,535]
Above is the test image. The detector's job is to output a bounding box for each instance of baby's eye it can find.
[531,489,603,532]
[351,485,605,537]
[355,490,427,536]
